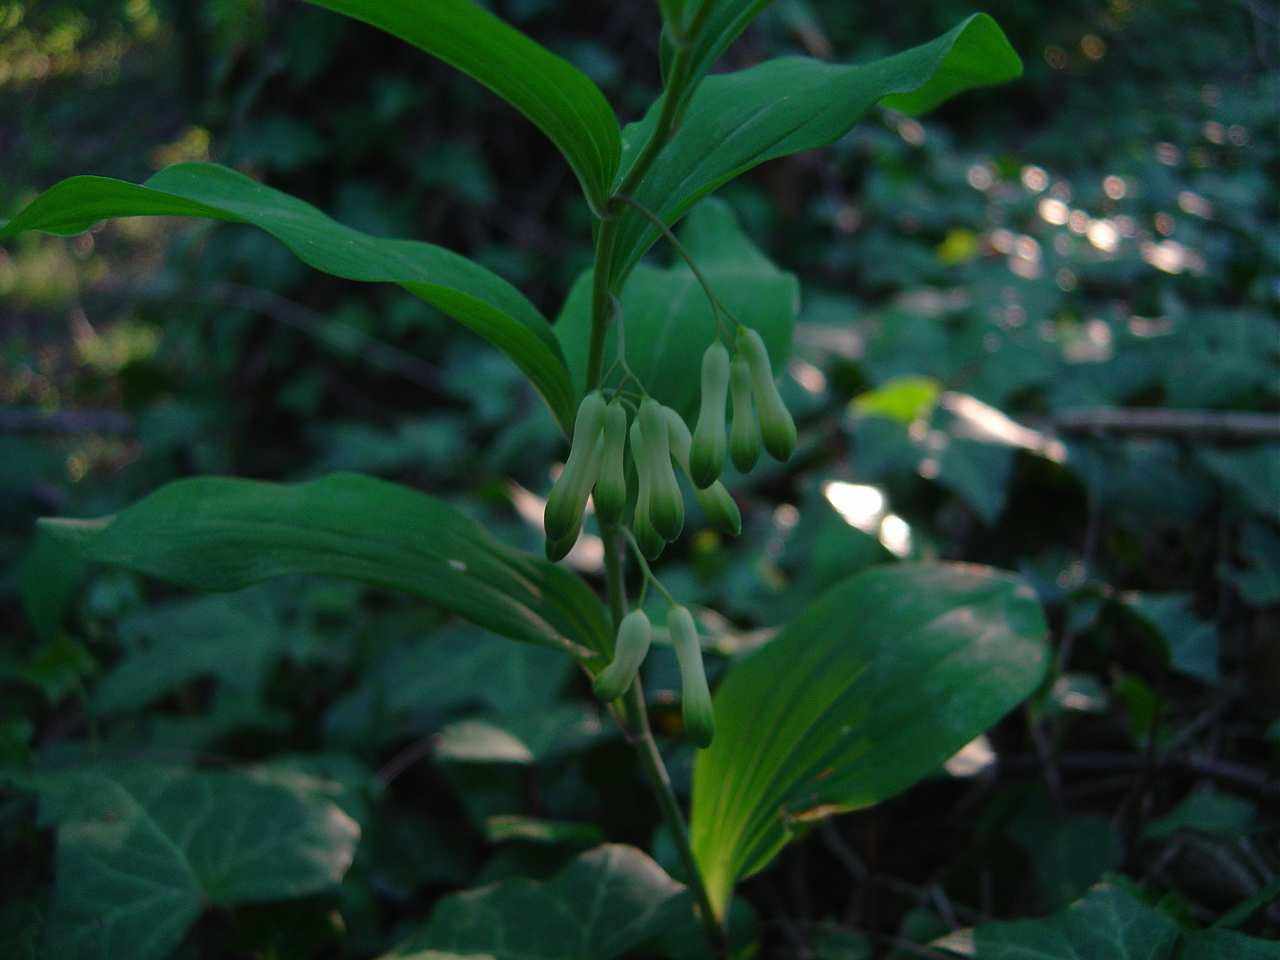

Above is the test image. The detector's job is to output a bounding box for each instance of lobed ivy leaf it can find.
[380,844,684,960]
[557,199,798,418]
[38,473,612,660]
[934,879,1280,959]
[691,563,1049,918]
[303,0,621,215]
[0,163,577,432]
[613,14,1022,282]
[32,765,360,960]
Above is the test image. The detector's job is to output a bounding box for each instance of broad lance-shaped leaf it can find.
[30,765,360,960]
[613,13,1021,282]
[691,563,1049,918]
[0,162,577,431]
[304,0,620,215]
[380,844,684,960]
[556,199,798,419]
[657,1,775,120]
[40,473,612,660]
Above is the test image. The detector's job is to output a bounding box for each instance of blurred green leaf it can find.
[558,199,798,417]
[302,0,621,214]
[1219,522,1280,607]
[92,588,281,717]
[853,376,940,423]
[936,880,1280,959]
[380,844,684,960]
[1198,446,1280,522]
[39,473,611,659]
[0,163,577,431]
[1122,593,1220,685]
[1180,929,1280,960]
[483,814,604,848]
[691,563,1049,917]
[1144,790,1259,842]
[1007,808,1124,909]
[37,765,359,960]
[19,525,86,641]
[935,880,1180,959]
[613,14,1022,279]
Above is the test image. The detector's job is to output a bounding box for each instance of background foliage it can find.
[2,0,1277,957]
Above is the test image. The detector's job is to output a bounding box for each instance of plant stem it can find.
[600,524,728,956]
[586,218,619,394]
[585,9,727,952]
[616,0,713,200]
[620,677,728,957]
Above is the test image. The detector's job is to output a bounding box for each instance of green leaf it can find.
[331,624,574,742]
[302,0,620,215]
[1181,929,1280,960]
[1007,809,1124,910]
[1198,446,1280,521]
[935,880,1280,960]
[1219,522,1280,607]
[613,14,1021,280]
[0,163,576,431]
[557,199,799,417]
[1121,593,1220,685]
[853,376,941,424]
[91,589,282,717]
[659,1,776,119]
[40,766,359,960]
[380,844,684,960]
[1143,790,1259,842]
[19,525,86,641]
[935,881,1181,959]
[482,814,604,848]
[40,473,611,660]
[691,563,1048,917]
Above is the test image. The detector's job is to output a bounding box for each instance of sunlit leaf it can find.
[303,0,620,214]
[381,844,684,960]
[691,563,1048,917]
[39,473,611,660]
[613,14,1022,280]
[557,199,798,417]
[0,163,577,431]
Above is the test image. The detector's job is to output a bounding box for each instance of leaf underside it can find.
[691,562,1049,917]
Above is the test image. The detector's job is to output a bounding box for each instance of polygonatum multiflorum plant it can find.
[3,2,1053,957]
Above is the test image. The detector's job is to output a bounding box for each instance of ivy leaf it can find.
[557,199,798,418]
[691,563,1049,918]
[381,844,684,960]
[39,473,612,660]
[934,880,1280,959]
[303,0,620,215]
[90,589,283,717]
[613,14,1021,281]
[0,163,577,432]
[35,766,360,960]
